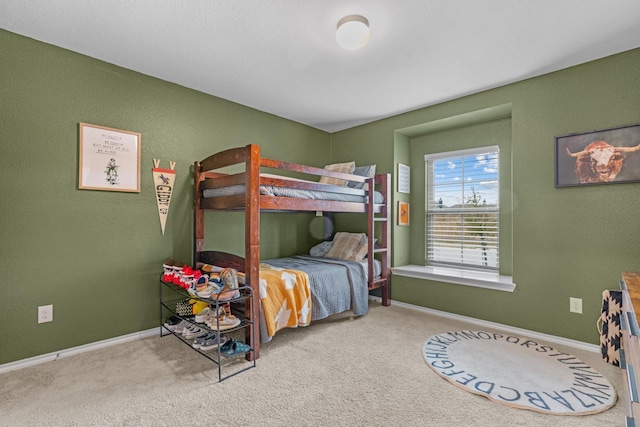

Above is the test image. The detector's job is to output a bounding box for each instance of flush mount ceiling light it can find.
[336,15,370,50]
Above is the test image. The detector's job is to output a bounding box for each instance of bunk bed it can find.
[193,144,390,359]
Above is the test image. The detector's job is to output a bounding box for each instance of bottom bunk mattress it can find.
[259,255,380,341]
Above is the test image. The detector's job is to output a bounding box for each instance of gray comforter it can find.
[203,184,384,204]
[262,255,370,321]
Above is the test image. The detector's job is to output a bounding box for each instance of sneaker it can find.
[194,307,212,323]
[198,333,226,351]
[196,282,224,299]
[192,331,216,348]
[173,320,190,334]
[205,308,241,330]
[171,265,183,286]
[184,326,206,339]
[182,323,200,337]
[216,268,240,300]
[162,259,175,283]
[163,316,181,331]
[207,314,240,331]
[194,275,210,293]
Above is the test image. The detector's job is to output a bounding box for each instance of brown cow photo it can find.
[555,124,640,187]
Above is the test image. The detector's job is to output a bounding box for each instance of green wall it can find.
[0,30,329,365]
[331,48,640,344]
[2,28,639,366]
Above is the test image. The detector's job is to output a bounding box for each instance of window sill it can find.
[391,265,516,292]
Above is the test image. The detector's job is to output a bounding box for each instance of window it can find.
[425,146,499,271]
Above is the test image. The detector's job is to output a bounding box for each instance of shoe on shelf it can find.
[214,268,240,301]
[191,330,211,343]
[181,323,200,336]
[171,265,183,286]
[219,338,235,353]
[173,320,190,334]
[221,340,251,358]
[184,326,206,339]
[162,259,175,283]
[196,282,224,299]
[192,331,215,348]
[199,333,227,351]
[181,323,195,335]
[163,316,181,331]
[195,307,212,323]
[194,274,210,293]
[205,307,241,330]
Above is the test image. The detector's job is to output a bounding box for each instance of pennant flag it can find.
[152,159,176,235]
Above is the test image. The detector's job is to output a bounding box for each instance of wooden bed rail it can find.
[260,157,367,184]
[199,145,250,173]
[198,144,368,185]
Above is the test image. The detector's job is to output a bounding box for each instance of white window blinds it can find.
[425,146,499,270]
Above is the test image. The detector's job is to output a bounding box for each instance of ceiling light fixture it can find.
[336,15,370,50]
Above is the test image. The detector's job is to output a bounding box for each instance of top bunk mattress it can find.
[203,181,384,204]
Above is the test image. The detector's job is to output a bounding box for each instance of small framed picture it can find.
[78,123,142,192]
[398,163,410,193]
[555,123,640,188]
[398,201,409,226]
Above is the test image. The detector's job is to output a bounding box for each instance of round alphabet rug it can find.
[422,330,617,415]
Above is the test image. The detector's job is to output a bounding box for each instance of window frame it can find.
[425,145,500,272]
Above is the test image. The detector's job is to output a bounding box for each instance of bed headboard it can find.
[197,251,246,273]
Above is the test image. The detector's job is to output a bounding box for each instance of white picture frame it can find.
[398,163,410,193]
[78,123,141,192]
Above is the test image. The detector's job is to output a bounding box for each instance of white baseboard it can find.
[370,296,600,353]
[0,327,160,375]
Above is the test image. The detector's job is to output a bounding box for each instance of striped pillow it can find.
[319,161,355,187]
[325,232,367,261]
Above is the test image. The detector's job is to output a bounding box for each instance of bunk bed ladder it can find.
[368,173,391,306]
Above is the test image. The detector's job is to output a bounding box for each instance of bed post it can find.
[367,177,375,290]
[379,173,391,306]
[245,144,261,360]
[193,161,205,266]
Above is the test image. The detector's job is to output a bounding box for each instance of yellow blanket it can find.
[259,263,311,337]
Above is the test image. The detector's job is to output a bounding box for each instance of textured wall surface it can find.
[0,29,329,364]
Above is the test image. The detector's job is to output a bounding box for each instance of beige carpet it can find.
[0,301,626,426]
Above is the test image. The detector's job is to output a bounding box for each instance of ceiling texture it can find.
[2,1,640,132]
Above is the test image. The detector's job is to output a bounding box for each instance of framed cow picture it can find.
[555,123,640,188]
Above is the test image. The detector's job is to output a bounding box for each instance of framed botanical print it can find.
[79,123,141,192]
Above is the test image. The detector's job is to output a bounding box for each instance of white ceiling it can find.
[2,1,640,132]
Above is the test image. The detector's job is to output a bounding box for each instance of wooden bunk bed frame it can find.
[193,144,390,359]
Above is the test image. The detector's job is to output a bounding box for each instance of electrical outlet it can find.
[569,297,582,314]
[38,304,53,323]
